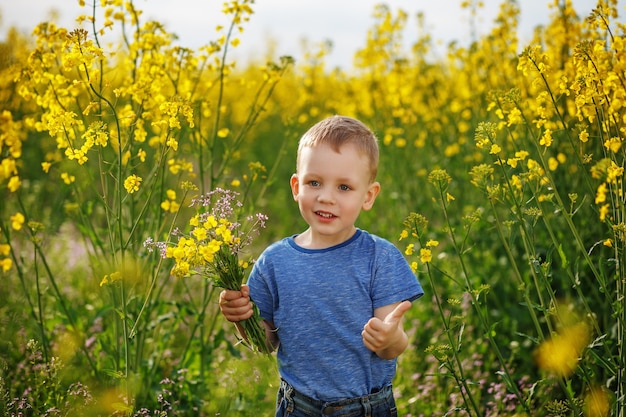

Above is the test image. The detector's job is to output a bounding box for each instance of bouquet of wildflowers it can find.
[147,187,271,354]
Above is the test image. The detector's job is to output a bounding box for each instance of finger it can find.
[384,301,411,324]
[221,289,248,302]
[240,284,250,297]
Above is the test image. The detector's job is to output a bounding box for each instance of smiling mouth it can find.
[316,211,335,219]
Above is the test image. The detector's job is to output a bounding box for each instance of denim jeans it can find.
[275,379,398,417]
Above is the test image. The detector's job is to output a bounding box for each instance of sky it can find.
[0,0,615,68]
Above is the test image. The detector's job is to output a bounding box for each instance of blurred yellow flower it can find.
[404,243,414,255]
[535,322,591,377]
[583,386,611,417]
[595,183,607,204]
[61,172,76,185]
[7,176,21,192]
[217,128,230,138]
[599,204,609,221]
[539,128,553,147]
[420,248,432,263]
[124,174,142,194]
[41,162,52,173]
[10,212,25,231]
[579,130,589,143]
[0,258,12,273]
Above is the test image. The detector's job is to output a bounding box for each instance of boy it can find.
[220,115,423,417]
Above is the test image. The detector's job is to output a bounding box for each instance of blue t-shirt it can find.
[247,229,424,402]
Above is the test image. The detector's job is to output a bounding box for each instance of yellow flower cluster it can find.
[165,214,235,279]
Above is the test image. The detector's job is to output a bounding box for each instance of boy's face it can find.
[290,142,380,248]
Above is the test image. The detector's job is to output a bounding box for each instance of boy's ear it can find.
[362,181,380,211]
[290,174,299,201]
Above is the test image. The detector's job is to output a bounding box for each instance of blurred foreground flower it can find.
[147,188,271,354]
[534,322,591,378]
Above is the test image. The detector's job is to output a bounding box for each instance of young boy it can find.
[219,115,423,417]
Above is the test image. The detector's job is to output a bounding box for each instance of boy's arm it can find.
[361,300,412,360]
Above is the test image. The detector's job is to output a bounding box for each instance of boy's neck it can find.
[294,226,358,249]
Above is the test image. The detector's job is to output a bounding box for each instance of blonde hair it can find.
[297,115,379,182]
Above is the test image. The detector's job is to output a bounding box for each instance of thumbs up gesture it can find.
[362,300,412,359]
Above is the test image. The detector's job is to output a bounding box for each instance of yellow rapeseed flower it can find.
[404,243,414,255]
[599,204,610,221]
[10,212,25,231]
[579,130,589,142]
[124,174,142,193]
[583,386,611,417]
[539,128,553,147]
[535,322,591,377]
[7,176,21,192]
[192,227,208,241]
[0,258,12,273]
[548,157,559,171]
[420,248,432,263]
[61,172,76,184]
[595,183,607,204]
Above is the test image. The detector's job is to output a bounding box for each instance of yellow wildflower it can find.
[61,172,76,184]
[579,130,589,143]
[124,174,142,194]
[548,157,559,171]
[404,243,414,256]
[599,204,610,222]
[7,176,21,192]
[420,248,432,263]
[10,212,25,230]
[192,227,208,241]
[583,386,611,417]
[535,322,591,377]
[0,258,12,273]
[0,244,10,256]
[595,183,607,204]
[539,128,553,147]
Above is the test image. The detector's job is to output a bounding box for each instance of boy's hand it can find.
[361,301,411,359]
[219,284,254,322]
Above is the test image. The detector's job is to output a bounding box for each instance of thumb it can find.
[384,300,411,324]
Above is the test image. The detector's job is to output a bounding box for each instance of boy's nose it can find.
[317,187,334,203]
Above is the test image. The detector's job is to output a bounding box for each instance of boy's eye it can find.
[339,184,351,191]
[309,180,320,187]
